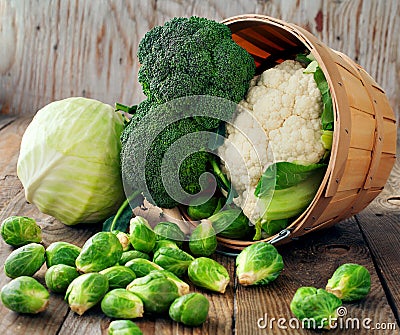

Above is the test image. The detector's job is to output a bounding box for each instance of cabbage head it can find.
[17,97,125,225]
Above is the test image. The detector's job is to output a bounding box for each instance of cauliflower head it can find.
[218,60,325,222]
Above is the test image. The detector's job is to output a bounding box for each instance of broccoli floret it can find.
[121,16,255,208]
[121,102,213,208]
[137,16,255,119]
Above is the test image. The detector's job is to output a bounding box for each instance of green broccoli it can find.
[121,16,255,208]
[137,16,255,129]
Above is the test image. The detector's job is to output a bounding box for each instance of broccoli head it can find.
[137,16,255,128]
[121,16,255,208]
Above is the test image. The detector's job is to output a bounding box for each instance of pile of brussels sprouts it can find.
[0,215,234,333]
[0,214,371,333]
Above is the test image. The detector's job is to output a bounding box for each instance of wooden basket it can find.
[201,14,397,249]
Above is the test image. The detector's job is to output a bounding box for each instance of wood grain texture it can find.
[235,218,398,334]
[0,0,399,120]
[0,118,399,334]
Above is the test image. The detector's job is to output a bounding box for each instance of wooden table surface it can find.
[0,115,399,335]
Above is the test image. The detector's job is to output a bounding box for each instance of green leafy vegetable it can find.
[290,287,342,329]
[236,242,284,286]
[75,232,123,273]
[1,276,49,314]
[253,162,326,240]
[1,216,42,247]
[326,263,371,302]
[17,97,126,225]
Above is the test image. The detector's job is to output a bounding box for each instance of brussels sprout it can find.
[153,240,179,253]
[1,276,49,314]
[189,221,217,256]
[126,272,182,313]
[119,250,150,265]
[101,288,144,319]
[108,320,143,335]
[1,216,42,247]
[169,293,209,326]
[153,247,194,277]
[187,196,221,220]
[127,270,190,296]
[17,97,125,226]
[125,258,163,278]
[76,232,123,273]
[153,222,185,246]
[290,287,342,329]
[188,257,230,293]
[236,242,284,286]
[114,231,131,252]
[4,243,45,278]
[129,217,156,253]
[99,266,136,289]
[45,264,80,293]
[65,272,109,315]
[326,263,371,302]
[208,209,253,239]
[46,241,81,268]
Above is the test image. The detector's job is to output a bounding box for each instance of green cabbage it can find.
[17,97,125,225]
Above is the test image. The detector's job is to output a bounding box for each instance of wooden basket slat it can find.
[349,108,376,151]
[350,188,384,215]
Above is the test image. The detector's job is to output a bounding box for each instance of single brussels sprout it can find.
[187,196,222,220]
[126,272,181,314]
[1,276,49,314]
[153,247,194,277]
[99,266,136,289]
[114,231,131,252]
[1,216,42,247]
[45,264,80,293]
[127,270,189,296]
[4,243,45,278]
[290,287,342,329]
[153,240,179,253]
[65,272,109,315]
[208,209,253,239]
[46,241,81,268]
[101,288,144,319]
[188,257,230,293]
[169,293,209,326]
[189,221,217,256]
[236,242,284,286]
[129,217,156,253]
[153,222,185,247]
[108,320,143,335]
[119,250,150,265]
[17,97,125,226]
[326,263,371,302]
[76,232,123,273]
[125,258,163,278]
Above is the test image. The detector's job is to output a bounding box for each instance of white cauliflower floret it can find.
[218,59,325,222]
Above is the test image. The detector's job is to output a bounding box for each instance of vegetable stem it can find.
[110,191,140,232]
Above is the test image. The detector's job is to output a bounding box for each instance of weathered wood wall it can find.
[0,0,399,120]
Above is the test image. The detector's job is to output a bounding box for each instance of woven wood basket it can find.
[184,14,397,249]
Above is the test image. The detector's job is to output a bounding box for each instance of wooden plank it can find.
[0,115,16,131]
[235,218,399,334]
[58,254,235,335]
[0,116,32,178]
[0,0,398,120]
[0,191,101,335]
[355,132,400,323]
